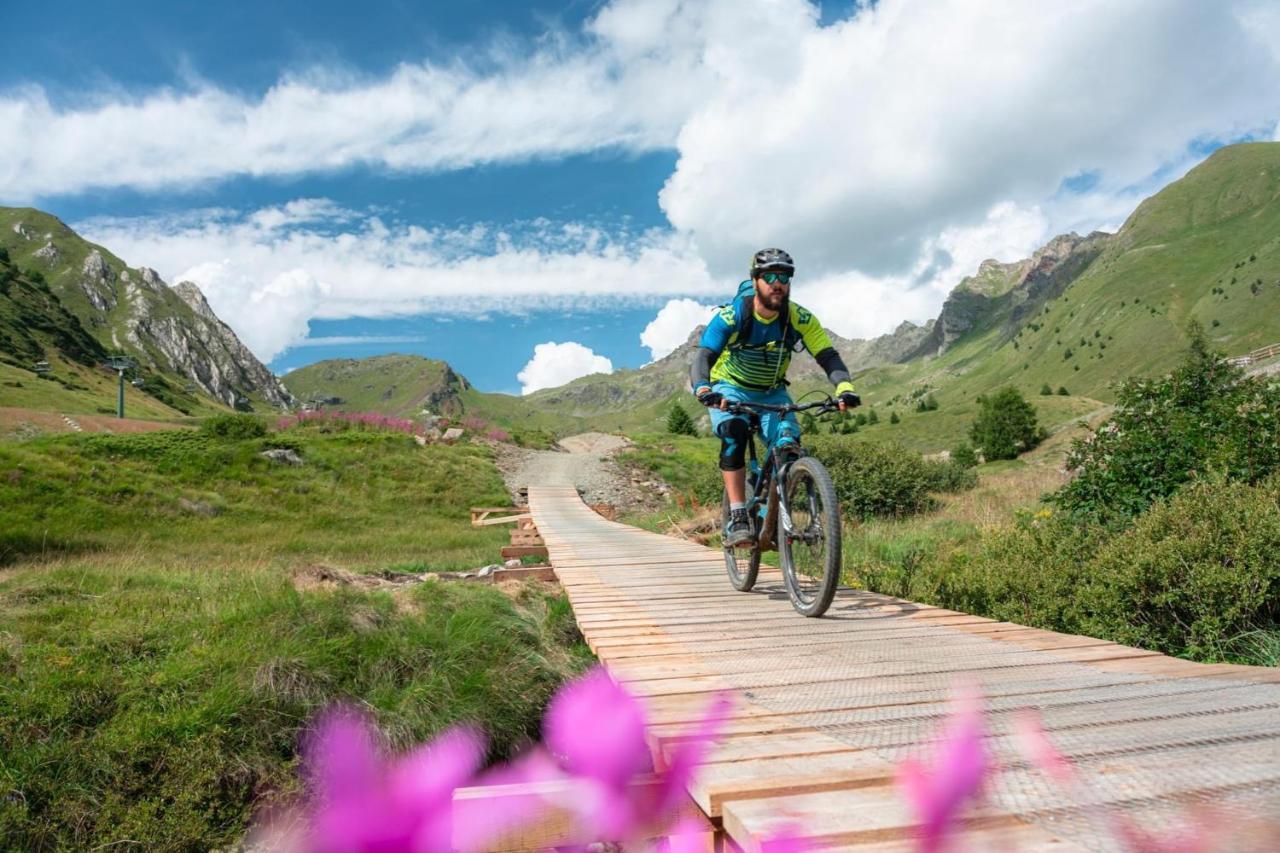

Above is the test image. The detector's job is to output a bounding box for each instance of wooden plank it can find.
[473,512,533,526]
[452,774,712,850]
[501,545,549,559]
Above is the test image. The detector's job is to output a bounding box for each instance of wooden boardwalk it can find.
[529,486,1280,851]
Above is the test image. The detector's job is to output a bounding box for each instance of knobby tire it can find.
[778,455,841,617]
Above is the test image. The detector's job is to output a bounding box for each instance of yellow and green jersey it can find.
[698,294,834,391]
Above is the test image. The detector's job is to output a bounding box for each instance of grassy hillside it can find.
[282,353,579,441]
[0,358,218,421]
[0,420,590,847]
[817,142,1280,453]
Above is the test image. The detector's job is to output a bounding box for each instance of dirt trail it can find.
[495,432,668,510]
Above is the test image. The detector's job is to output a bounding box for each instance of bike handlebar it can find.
[723,397,839,416]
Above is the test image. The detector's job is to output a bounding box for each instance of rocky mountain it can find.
[904,231,1111,360]
[0,208,293,410]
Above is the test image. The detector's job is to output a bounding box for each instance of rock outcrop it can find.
[170,280,294,409]
[905,231,1111,359]
[0,209,295,411]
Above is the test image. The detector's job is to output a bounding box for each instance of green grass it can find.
[0,424,516,569]
[621,433,724,505]
[0,357,217,420]
[0,423,592,848]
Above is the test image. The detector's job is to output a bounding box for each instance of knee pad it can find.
[717,418,749,471]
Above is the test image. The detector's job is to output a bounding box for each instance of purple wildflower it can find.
[302,708,485,852]
[544,667,730,842]
[896,686,989,852]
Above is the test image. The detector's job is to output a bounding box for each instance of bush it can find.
[923,512,1106,632]
[950,441,979,468]
[1052,325,1280,521]
[1040,383,1053,396]
[968,387,1044,461]
[200,413,267,440]
[1057,386,1069,396]
[810,439,973,519]
[922,458,978,493]
[1079,476,1280,659]
[665,401,698,436]
[889,411,900,425]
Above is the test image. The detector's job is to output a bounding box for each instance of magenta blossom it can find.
[544,667,730,842]
[303,708,485,852]
[896,686,989,852]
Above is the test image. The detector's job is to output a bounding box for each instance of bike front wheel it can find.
[722,489,761,591]
[778,456,841,617]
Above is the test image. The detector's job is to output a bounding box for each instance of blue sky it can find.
[4,1,1278,393]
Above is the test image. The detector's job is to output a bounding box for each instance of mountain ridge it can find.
[0,208,293,412]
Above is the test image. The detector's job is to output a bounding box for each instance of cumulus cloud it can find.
[660,0,1280,277]
[79,203,719,361]
[639,298,718,361]
[517,341,613,395]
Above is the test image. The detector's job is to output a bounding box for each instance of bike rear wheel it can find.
[778,456,841,617]
[722,489,761,591]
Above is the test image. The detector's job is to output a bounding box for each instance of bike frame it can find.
[726,398,837,549]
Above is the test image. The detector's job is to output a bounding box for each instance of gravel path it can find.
[494,432,670,511]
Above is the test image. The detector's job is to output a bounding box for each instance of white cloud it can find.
[80,205,719,361]
[797,201,1051,339]
[7,0,1278,355]
[660,0,1280,278]
[517,341,613,395]
[639,298,718,361]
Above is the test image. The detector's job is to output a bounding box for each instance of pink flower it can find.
[302,708,485,852]
[896,686,989,852]
[544,668,730,842]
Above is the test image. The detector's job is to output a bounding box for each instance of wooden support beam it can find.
[469,505,529,524]
[500,545,549,559]
[473,513,533,527]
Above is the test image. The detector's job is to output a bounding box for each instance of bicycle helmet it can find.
[750,247,795,276]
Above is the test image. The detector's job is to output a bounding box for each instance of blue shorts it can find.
[707,381,801,449]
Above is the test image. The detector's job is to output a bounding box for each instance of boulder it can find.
[261,448,303,466]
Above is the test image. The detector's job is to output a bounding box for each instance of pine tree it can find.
[867,408,879,424]
[969,387,1044,460]
[666,400,697,436]
[889,411,900,425]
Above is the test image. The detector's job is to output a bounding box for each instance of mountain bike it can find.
[719,397,843,617]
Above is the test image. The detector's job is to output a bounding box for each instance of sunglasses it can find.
[759,272,792,285]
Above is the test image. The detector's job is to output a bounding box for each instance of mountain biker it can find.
[690,248,860,547]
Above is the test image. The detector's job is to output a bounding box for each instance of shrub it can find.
[1056,386,1069,396]
[1040,383,1053,396]
[889,411,900,425]
[1078,476,1280,659]
[922,458,978,493]
[968,387,1044,461]
[200,413,267,440]
[924,512,1106,631]
[950,441,979,469]
[867,408,879,425]
[810,439,972,519]
[665,401,697,436]
[1052,325,1280,521]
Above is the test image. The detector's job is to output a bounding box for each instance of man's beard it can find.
[755,283,787,312]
